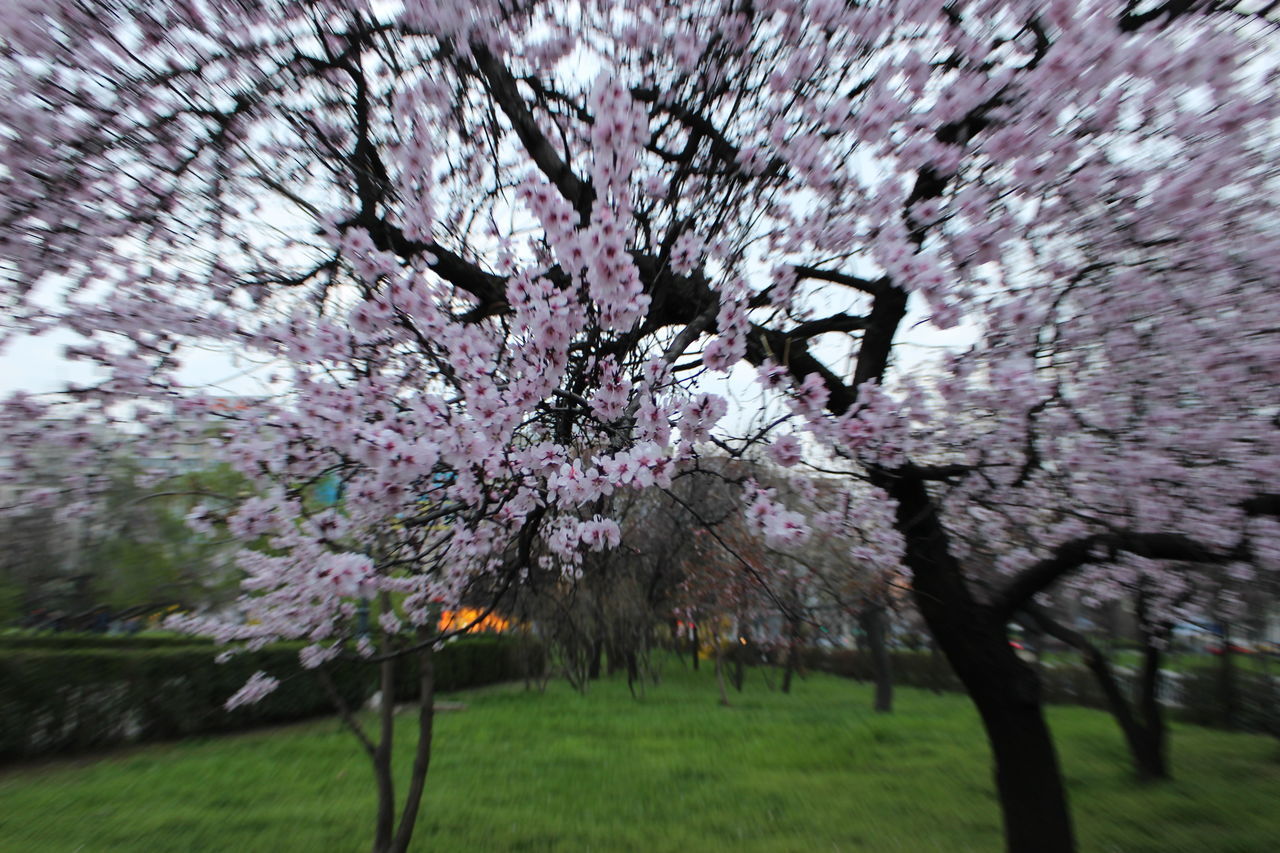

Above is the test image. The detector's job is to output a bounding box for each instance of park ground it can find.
[1,662,1278,852]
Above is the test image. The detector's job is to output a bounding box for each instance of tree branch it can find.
[631,86,787,179]
[993,532,1230,622]
[1242,493,1280,518]
[469,43,595,218]
[315,665,376,757]
[793,265,888,298]
[788,312,869,339]
[745,323,856,414]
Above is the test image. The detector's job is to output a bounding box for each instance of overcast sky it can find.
[0,327,279,400]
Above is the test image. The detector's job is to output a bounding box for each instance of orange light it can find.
[437,608,510,634]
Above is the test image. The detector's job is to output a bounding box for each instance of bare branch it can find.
[469,43,595,218]
[793,265,888,298]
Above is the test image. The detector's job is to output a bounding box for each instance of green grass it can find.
[2,662,1278,852]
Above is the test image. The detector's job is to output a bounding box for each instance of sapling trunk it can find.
[389,641,435,853]
[371,655,397,853]
[1217,619,1238,729]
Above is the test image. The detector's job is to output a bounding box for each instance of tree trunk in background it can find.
[626,649,640,697]
[1217,619,1238,729]
[1087,644,1162,779]
[860,603,893,713]
[1022,619,1045,673]
[588,637,603,680]
[1133,636,1169,781]
[782,621,800,694]
[691,622,700,671]
[606,637,621,676]
[731,639,745,692]
[1132,592,1170,781]
[1021,603,1167,782]
[714,644,730,706]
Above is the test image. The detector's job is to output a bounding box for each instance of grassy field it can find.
[2,661,1278,852]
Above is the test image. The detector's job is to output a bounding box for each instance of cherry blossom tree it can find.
[3,3,1280,852]
[751,470,907,706]
[673,519,777,706]
[510,480,692,695]
[961,504,1225,782]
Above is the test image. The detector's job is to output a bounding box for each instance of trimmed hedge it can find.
[392,634,542,702]
[800,647,963,694]
[0,633,216,651]
[802,647,1280,733]
[0,635,542,760]
[1165,665,1280,733]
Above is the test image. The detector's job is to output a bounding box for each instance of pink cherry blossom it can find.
[769,435,804,468]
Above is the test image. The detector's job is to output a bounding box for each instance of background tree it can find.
[512,483,687,695]
[0,418,242,626]
[756,469,905,709]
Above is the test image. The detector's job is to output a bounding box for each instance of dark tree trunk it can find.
[1085,643,1167,781]
[588,637,603,680]
[606,636,623,676]
[781,622,799,694]
[933,616,1075,853]
[626,649,640,698]
[1132,592,1170,781]
[315,665,395,853]
[1022,620,1045,672]
[691,622,700,670]
[879,471,1075,853]
[372,655,397,853]
[859,603,893,713]
[1132,640,1168,781]
[1217,619,1238,729]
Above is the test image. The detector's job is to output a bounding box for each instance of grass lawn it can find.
[2,661,1278,852]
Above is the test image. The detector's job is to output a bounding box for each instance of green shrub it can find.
[392,634,545,702]
[800,647,962,694]
[0,635,542,759]
[1172,664,1280,733]
[0,633,215,651]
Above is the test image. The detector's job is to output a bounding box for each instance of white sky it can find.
[0,328,278,399]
